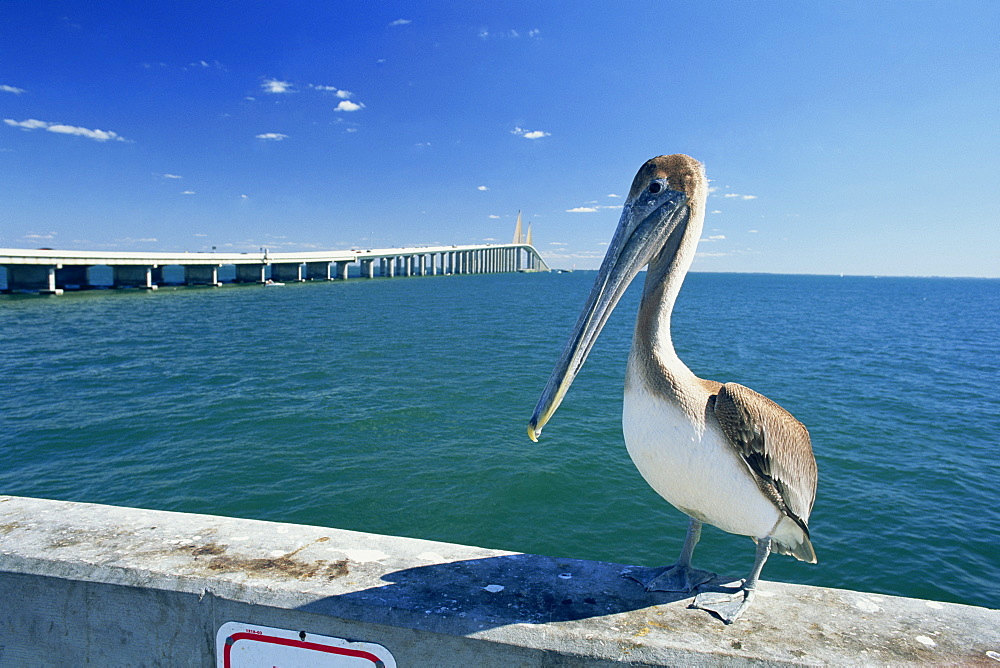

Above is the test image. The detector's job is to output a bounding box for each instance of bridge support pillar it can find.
[55,265,91,290]
[271,263,303,283]
[183,265,221,286]
[3,264,62,294]
[360,259,374,278]
[334,261,350,280]
[114,265,157,290]
[306,262,331,281]
[385,257,396,277]
[235,264,266,283]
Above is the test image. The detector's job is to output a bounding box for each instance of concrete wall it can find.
[1,496,996,666]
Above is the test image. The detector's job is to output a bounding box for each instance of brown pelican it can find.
[528,155,817,624]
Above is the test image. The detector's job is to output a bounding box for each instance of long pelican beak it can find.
[528,183,692,441]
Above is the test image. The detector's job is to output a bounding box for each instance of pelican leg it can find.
[693,536,772,624]
[624,518,717,592]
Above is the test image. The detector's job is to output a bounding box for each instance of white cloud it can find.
[23,232,56,240]
[262,78,293,93]
[240,194,248,199]
[1,84,25,94]
[742,194,757,200]
[511,126,550,139]
[4,118,127,142]
[748,229,759,233]
[705,235,726,240]
[194,233,208,237]
[549,242,569,246]
[480,28,540,39]
[567,206,598,213]
[6,119,48,130]
[724,193,739,198]
[389,19,411,26]
[187,60,225,71]
[710,210,722,214]
[182,190,196,195]
[488,215,500,219]
[477,185,489,191]
[607,193,620,198]
[162,173,183,179]
[311,84,353,99]
[256,132,288,141]
[128,237,158,243]
[335,100,365,112]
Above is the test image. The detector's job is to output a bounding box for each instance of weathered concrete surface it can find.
[1,495,997,666]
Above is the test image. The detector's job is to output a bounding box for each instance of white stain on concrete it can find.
[340,549,389,563]
[854,598,881,613]
[416,552,446,562]
[915,635,937,647]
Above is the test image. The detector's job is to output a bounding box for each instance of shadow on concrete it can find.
[296,552,697,633]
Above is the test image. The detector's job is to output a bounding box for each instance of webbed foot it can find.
[624,563,716,593]
[692,581,755,624]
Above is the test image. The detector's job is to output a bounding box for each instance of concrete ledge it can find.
[1,495,997,666]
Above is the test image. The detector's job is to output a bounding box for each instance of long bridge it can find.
[0,243,550,295]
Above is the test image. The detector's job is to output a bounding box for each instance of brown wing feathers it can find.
[712,382,818,534]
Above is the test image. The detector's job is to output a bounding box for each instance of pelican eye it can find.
[648,182,662,194]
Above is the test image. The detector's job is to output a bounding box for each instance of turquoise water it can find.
[1,272,998,609]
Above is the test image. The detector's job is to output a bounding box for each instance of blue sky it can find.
[1,2,997,276]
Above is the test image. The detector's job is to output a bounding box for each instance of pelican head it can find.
[529,155,706,441]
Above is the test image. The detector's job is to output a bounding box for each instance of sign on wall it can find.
[217,622,396,668]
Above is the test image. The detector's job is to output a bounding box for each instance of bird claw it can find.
[624,563,716,593]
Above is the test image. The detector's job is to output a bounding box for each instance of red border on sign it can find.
[223,632,383,667]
